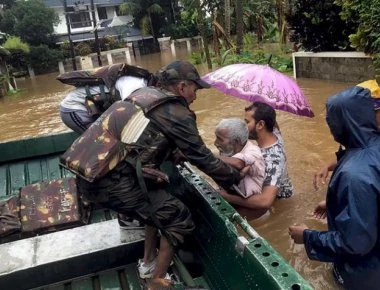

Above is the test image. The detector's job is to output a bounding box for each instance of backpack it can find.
[57,64,157,116]
[56,63,155,89]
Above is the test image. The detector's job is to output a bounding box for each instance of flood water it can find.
[0,47,355,289]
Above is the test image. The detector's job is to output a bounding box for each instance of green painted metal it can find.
[165,164,313,290]
[0,133,312,290]
[71,279,94,290]
[0,132,79,164]
[124,264,142,290]
[98,269,122,289]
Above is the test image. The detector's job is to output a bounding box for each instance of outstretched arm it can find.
[149,102,240,188]
[218,156,245,170]
[220,185,278,210]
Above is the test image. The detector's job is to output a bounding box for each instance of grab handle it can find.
[231,213,260,240]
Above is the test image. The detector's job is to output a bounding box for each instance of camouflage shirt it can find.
[140,88,240,189]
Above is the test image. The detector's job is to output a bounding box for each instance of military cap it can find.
[159,60,210,89]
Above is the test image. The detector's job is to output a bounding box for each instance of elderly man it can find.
[73,60,241,290]
[220,102,293,217]
[215,118,265,198]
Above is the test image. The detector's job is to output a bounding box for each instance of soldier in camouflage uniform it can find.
[76,60,240,289]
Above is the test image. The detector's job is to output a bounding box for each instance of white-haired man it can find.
[215,118,266,199]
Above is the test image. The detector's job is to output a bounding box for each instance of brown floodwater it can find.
[0,48,356,289]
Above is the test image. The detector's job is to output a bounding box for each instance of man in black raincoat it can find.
[289,86,380,289]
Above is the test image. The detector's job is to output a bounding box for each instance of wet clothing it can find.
[77,87,240,245]
[60,109,97,133]
[233,141,265,198]
[261,128,293,198]
[303,86,380,290]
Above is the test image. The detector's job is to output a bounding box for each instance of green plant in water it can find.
[7,88,25,97]
[189,52,204,65]
[218,49,293,72]
[3,36,29,53]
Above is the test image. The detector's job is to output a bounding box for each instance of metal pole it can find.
[90,0,102,66]
[63,0,77,70]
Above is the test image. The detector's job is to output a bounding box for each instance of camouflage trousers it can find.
[76,164,194,246]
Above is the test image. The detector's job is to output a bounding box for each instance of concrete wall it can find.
[59,47,134,73]
[293,52,375,83]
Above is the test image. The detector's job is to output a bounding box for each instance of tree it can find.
[286,0,354,52]
[119,0,164,40]
[3,36,29,74]
[0,0,16,9]
[0,0,59,47]
[336,0,380,54]
[236,0,244,54]
[195,0,212,69]
[243,0,276,44]
[224,0,231,39]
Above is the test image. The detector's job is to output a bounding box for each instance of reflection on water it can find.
[0,47,355,289]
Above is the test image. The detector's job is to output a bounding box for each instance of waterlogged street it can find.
[0,48,355,289]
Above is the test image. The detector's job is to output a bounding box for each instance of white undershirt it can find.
[115,75,147,101]
[60,75,147,111]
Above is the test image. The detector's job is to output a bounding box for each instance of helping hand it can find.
[288,223,309,244]
[313,200,327,219]
[313,166,329,190]
[239,165,251,179]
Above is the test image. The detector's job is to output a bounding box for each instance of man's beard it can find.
[249,131,258,140]
[218,145,235,157]
[219,150,234,157]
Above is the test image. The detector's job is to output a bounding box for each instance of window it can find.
[67,6,92,29]
[97,7,108,20]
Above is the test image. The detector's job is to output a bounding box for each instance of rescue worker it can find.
[59,63,155,133]
[73,60,241,289]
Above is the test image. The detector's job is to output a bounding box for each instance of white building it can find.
[44,0,152,44]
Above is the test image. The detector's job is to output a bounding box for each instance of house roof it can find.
[44,0,124,8]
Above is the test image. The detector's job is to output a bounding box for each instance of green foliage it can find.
[75,42,92,57]
[27,45,63,74]
[373,54,380,81]
[0,0,59,46]
[189,52,205,65]
[335,0,380,75]
[119,0,164,38]
[3,37,29,75]
[263,22,280,42]
[166,10,199,39]
[3,36,29,53]
[59,41,72,59]
[286,0,355,51]
[336,0,380,54]
[214,50,293,72]
[98,36,124,51]
[243,0,277,43]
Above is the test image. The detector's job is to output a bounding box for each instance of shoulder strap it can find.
[127,156,177,246]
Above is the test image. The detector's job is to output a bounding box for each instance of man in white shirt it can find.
[60,75,148,133]
[220,102,293,219]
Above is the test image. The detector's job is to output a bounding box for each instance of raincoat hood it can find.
[326,86,379,149]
